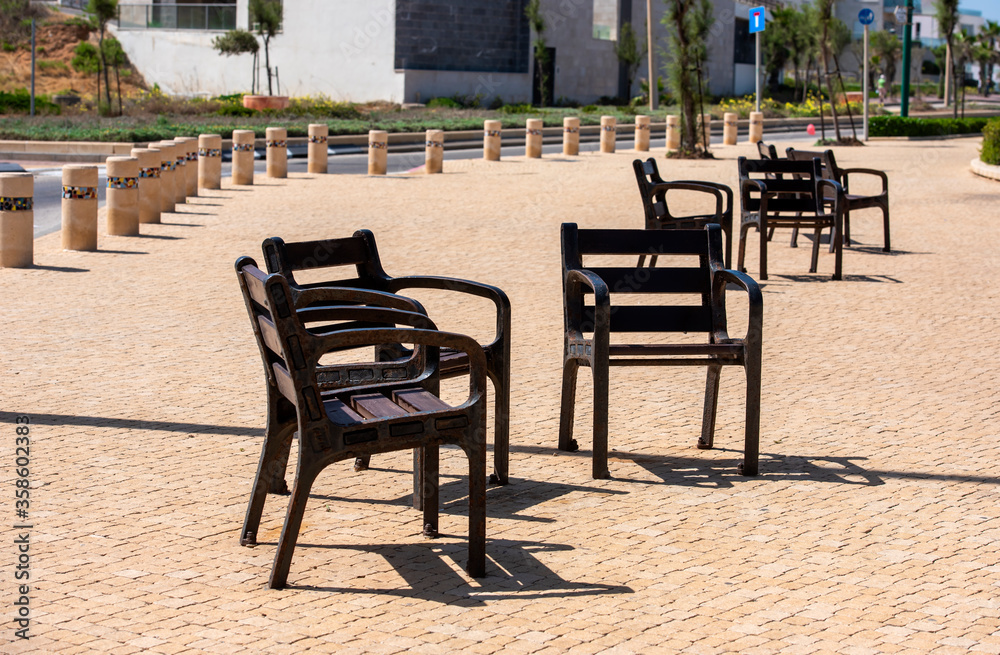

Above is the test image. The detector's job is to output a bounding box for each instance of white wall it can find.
[113,0,405,101]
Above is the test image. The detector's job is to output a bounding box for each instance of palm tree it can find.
[979,21,1000,96]
[661,0,714,156]
[953,30,975,116]
[934,0,960,115]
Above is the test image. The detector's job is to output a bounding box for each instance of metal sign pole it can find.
[863,24,869,140]
[755,31,761,113]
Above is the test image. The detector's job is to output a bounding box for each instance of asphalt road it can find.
[24,130,813,239]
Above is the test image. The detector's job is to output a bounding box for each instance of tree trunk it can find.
[821,22,842,142]
[115,65,122,115]
[99,28,111,108]
[264,35,273,96]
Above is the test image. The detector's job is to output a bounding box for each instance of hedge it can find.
[0,89,60,115]
[869,115,992,138]
[981,118,1000,166]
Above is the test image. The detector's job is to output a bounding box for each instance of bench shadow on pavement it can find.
[286,538,634,604]
[0,411,263,437]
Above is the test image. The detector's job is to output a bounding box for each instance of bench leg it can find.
[465,425,487,578]
[758,222,768,281]
[558,359,580,453]
[790,226,799,248]
[737,222,751,275]
[488,368,510,485]
[741,353,762,477]
[241,424,294,547]
[698,364,722,450]
[881,204,891,252]
[832,212,844,281]
[269,460,321,590]
[809,228,822,273]
[592,360,610,480]
[420,445,439,537]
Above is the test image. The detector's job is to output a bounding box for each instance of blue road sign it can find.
[859,8,875,25]
[749,6,766,33]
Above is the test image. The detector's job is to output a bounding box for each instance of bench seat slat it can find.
[578,228,707,255]
[324,398,364,426]
[393,388,452,413]
[608,343,743,357]
[351,393,410,419]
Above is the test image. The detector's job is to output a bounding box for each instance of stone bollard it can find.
[175,136,198,197]
[634,115,651,152]
[749,112,764,144]
[525,119,543,158]
[131,147,162,225]
[161,140,187,205]
[723,112,738,146]
[266,127,288,179]
[563,117,580,156]
[105,156,140,237]
[368,130,388,175]
[425,129,444,174]
[307,123,328,174]
[0,173,34,268]
[61,165,98,251]
[600,116,617,153]
[198,134,223,190]
[155,142,177,213]
[232,130,256,185]
[666,115,681,150]
[696,114,711,146]
[484,120,501,161]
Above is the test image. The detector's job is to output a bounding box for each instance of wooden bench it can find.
[261,230,511,485]
[236,258,488,589]
[559,223,763,479]
[737,156,846,280]
[632,157,734,268]
[785,147,891,252]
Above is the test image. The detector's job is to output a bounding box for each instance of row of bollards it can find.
[2,112,770,267]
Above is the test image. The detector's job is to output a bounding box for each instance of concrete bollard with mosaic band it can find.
[198,134,223,190]
[175,136,198,197]
[266,127,288,179]
[563,117,580,156]
[232,130,256,185]
[0,173,34,268]
[157,140,186,206]
[484,120,501,161]
[368,130,388,175]
[526,119,543,159]
[155,141,177,213]
[666,114,681,151]
[425,129,444,174]
[307,124,328,174]
[749,112,764,144]
[105,156,140,237]
[132,147,162,225]
[600,116,616,153]
[61,164,98,251]
[634,115,651,152]
[723,112,738,145]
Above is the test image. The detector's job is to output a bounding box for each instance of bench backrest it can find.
[562,223,725,334]
[785,147,841,182]
[262,230,392,292]
[738,156,824,215]
[756,141,779,160]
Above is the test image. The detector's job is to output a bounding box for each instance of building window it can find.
[733,18,754,65]
[593,0,617,40]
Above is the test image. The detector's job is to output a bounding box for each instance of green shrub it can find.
[498,103,532,114]
[981,118,1000,166]
[0,88,60,114]
[426,97,462,109]
[38,59,68,72]
[216,102,254,117]
[870,116,991,138]
[581,104,599,114]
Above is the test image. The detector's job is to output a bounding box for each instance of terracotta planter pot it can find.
[242,95,290,111]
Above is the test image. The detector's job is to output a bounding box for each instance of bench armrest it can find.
[648,181,724,221]
[313,327,489,403]
[564,268,610,339]
[386,275,510,355]
[673,180,734,216]
[712,268,763,347]
[816,178,845,216]
[839,168,888,194]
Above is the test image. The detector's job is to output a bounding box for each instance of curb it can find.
[970,158,1000,181]
[870,133,983,141]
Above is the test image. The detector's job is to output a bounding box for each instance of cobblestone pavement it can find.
[2,137,999,654]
